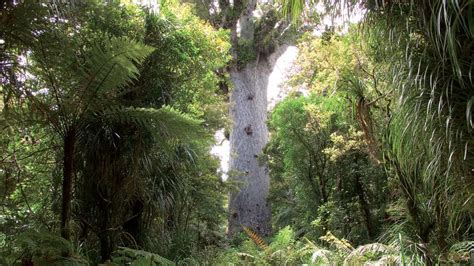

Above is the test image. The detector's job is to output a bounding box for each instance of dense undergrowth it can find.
[3,226,473,265]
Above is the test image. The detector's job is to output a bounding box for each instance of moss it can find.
[253,9,279,54]
[235,39,257,68]
[254,8,297,56]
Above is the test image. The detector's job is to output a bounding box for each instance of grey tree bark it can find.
[226,0,274,237]
[224,0,292,237]
[228,60,272,236]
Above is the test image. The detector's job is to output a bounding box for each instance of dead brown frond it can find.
[242,226,268,251]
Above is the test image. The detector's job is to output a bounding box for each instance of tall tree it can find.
[226,0,272,236]
[182,0,298,237]
[222,1,289,237]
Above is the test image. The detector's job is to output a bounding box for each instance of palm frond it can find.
[343,243,396,266]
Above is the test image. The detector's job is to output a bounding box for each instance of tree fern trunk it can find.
[61,126,76,240]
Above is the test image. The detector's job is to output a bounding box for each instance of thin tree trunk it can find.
[356,97,379,162]
[123,200,144,246]
[306,157,321,203]
[98,186,112,261]
[99,230,112,262]
[317,159,328,203]
[316,160,329,232]
[354,174,375,239]
[61,126,76,240]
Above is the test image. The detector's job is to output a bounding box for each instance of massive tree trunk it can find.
[225,0,294,237]
[226,0,274,238]
[228,60,272,237]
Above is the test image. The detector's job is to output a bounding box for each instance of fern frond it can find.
[242,226,268,251]
[79,36,155,103]
[450,241,474,253]
[448,241,474,262]
[15,231,88,264]
[319,231,354,253]
[343,243,396,266]
[90,105,204,143]
[113,247,174,265]
[310,249,332,264]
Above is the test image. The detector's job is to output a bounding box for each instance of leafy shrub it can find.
[14,231,87,265]
[111,247,174,265]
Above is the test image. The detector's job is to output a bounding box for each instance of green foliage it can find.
[265,93,388,244]
[1,0,231,263]
[137,4,231,128]
[285,4,474,260]
[78,36,155,96]
[77,1,146,40]
[188,226,419,265]
[235,39,257,68]
[315,0,473,248]
[367,1,473,259]
[111,247,174,265]
[4,231,88,265]
[99,105,204,143]
[269,226,294,251]
[2,1,472,265]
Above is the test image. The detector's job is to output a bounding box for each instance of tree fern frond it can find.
[15,230,88,264]
[113,247,174,265]
[91,105,205,143]
[79,36,155,103]
[448,241,474,263]
[310,249,332,264]
[450,241,474,254]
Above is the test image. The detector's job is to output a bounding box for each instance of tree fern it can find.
[77,37,155,113]
[90,105,205,143]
